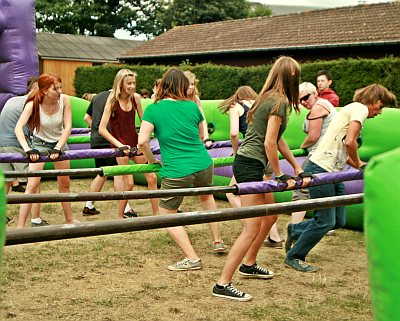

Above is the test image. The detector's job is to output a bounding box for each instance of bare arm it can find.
[198,121,206,142]
[84,113,92,128]
[229,105,240,155]
[300,103,328,149]
[264,115,283,176]
[345,120,365,169]
[138,120,159,164]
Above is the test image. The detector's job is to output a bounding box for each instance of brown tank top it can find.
[109,97,138,148]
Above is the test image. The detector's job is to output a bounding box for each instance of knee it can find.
[147,174,158,188]
[58,178,70,191]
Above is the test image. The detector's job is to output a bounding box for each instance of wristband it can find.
[203,138,214,143]
[275,174,294,183]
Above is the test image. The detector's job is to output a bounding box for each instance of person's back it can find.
[88,90,111,147]
[0,96,28,147]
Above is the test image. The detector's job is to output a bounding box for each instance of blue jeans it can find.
[287,161,346,261]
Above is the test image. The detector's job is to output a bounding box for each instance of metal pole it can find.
[6,185,238,204]
[3,168,103,178]
[5,194,363,246]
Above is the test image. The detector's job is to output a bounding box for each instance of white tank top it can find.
[34,95,64,143]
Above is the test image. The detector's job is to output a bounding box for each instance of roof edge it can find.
[120,40,400,60]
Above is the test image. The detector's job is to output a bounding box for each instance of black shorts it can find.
[233,154,265,183]
[92,146,118,168]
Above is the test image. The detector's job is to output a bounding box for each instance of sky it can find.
[114,0,395,39]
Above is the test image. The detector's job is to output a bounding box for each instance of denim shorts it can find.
[159,164,214,210]
[32,136,69,153]
[233,154,265,183]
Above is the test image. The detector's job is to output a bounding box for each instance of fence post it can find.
[364,147,400,321]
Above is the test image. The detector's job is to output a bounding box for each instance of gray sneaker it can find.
[31,219,50,227]
[284,257,318,273]
[212,283,252,302]
[168,258,202,271]
[213,241,227,253]
[239,263,275,279]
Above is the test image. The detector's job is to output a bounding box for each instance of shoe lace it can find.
[296,260,309,268]
[176,258,191,267]
[254,264,270,274]
[226,284,244,297]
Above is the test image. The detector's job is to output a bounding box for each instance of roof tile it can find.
[122,2,400,58]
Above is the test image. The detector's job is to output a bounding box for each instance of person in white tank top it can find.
[14,73,79,227]
[285,84,397,273]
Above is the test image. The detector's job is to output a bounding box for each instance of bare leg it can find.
[161,207,199,260]
[17,162,44,228]
[292,211,307,224]
[54,160,79,224]
[134,155,159,215]
[143,172,159,214]
[217,193,264,285]
[198,194,223,243]
[226,176,241,208]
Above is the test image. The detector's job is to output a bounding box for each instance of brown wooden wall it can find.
[40,59,92,96]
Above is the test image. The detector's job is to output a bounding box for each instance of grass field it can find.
[1,178,371,321]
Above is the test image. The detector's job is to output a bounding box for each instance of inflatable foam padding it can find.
[364,147,400,321]
[0,0,38,111]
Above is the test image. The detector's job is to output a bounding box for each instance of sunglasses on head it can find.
[300,93,311,103]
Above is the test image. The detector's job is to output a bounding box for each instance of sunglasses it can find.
[300,93,311,103]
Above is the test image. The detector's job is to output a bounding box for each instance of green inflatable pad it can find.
[364,147,400,321]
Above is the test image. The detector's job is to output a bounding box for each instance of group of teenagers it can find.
[1,56,397,302]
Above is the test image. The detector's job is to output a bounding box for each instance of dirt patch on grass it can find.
[1,179,371,321]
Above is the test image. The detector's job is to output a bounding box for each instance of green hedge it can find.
[74,57,400,106]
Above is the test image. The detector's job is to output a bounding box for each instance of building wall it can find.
[40,59,92,96]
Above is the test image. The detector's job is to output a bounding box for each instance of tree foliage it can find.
[35,0,272,38]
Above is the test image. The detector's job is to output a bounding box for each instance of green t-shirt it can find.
[238,97,290,167]
[142,99,212,178]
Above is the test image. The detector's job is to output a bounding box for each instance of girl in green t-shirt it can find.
[138,67,226,272]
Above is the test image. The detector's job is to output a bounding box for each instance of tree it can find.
[133,0,272,37]
[35,0,148,37]
[35,0,271,38]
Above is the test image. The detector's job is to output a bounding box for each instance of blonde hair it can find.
[218,86,258,114]
[299,82,317,95]
[353,84,397,107]
[109,69,137,115]
[247,56,301,123]
[183,70,200,100]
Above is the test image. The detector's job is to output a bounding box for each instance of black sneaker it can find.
[284,256,318,273]
[123,209,138,218]
[285,223,295,253]
[82,206,101,216]
[6,216,14,224]
[238,263,275,279]
[12,185,26,193]
[31,219,50,227]
[212,283,252,302]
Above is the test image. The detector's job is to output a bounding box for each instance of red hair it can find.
[24,73,62,133]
